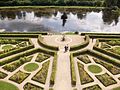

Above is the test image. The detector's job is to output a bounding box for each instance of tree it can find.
[104,0,118,7]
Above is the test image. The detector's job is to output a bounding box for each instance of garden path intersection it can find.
[0,34,120,90]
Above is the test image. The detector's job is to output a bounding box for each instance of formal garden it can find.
[0,32,120,90]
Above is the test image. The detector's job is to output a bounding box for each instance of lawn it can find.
[24,63,39,72]
[2,44,13,50]
[88,65,102,74]
[0,81,19,90]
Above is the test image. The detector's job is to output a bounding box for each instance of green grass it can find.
[113,87,120,90]
[88,65,102,74]
[24,63,39,72]
[2,44,13,50]
[0,81,19,90]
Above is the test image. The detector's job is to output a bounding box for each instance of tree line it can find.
[0,0,119,8]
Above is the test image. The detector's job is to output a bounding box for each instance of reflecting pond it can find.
[0,9,120,33]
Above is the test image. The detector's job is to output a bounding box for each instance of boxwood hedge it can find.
[0,48,55,66]
[70,53,76,86]
[50,53,57,86]
[38,35,59,51]
[70,35,89,51]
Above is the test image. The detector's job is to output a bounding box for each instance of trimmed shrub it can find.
[87,50,120,68]
[70,53,76,86]
[0,45,34,59]
[83,84,102,90]
[89,35,120,39]
[73,49,88,57]
[0,48,38,66]
[70,35,89,51]
[38,35,59,51]
[93,58,120,75]
[3,56,33,72]
[0,48,55,66]
[95,73,117,86]
[50,53,57,86]
[81,33,120,36]
[35,53,50,63]
[32,61,50,84]
[93,46,120,60]
[77,62,94,85]
[24,82,44,90]
[9,70,30,84]
[77,55,91,64]
[0,71,8,79]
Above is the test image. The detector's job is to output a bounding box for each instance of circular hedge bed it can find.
[24,63,39,72]
[0,81,19,90]
[88,65,102,74]
[2,44,13,50]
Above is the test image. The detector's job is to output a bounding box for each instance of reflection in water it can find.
[102,9,119,25]
[61,12,68,27]
[0,10,120,32]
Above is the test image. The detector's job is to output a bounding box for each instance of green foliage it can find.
[0,45,34,59]
[70,53,76,86]
[24,83,44,90]
[9,70,30,84]
[83,84,102,90]
[106,40,120,46]
[38,35,59,51]
[95,73,117,86]
[77,55,91,64]
[0,0,106,6]
[0,71,7,79]
[3,56,33,72]
[32,61,50,84]
[35,53,50,63]
[93,58,120,75]
[50,53,57,86]
[77,62,94,85]
[70,35,89,51]
[2,45,14,51]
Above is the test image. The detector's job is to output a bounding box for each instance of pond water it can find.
[0,9,120,33]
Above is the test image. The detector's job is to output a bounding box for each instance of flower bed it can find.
[24,82,44,90]
[3,56,33,72]
[9,70,30,84]
[35,53,50,63]
[77,55,91,64]
[83,84,102,90]
[32,61,50,84]
[93,58,120,75]
[77,62,94,85]
[0,71,7,79]
[95,73,117,87]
